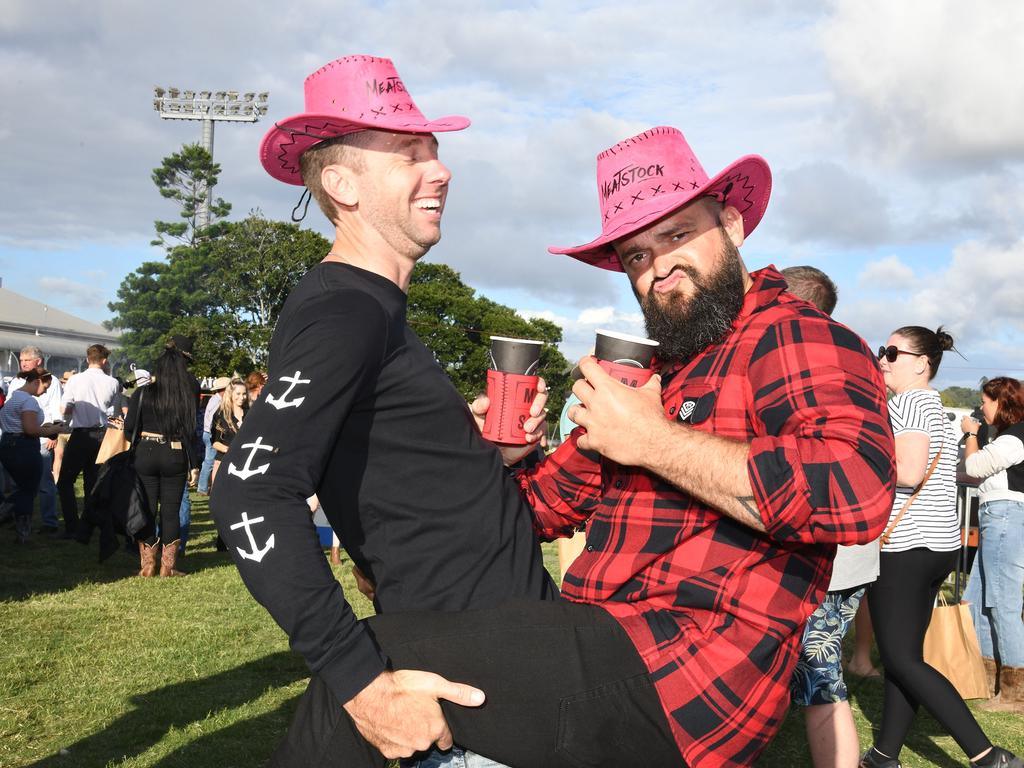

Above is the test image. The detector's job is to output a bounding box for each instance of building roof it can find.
[0,285,120,359]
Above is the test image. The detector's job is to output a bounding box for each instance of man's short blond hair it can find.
[299,131,374,224]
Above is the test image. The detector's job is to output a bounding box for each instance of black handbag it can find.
[89,390,152,539]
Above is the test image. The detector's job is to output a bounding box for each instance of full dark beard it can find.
[639,234,746,365]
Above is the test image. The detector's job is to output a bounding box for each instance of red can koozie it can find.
[596,359,655,388]
[481,370,540,445]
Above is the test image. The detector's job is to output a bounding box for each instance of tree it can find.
[203,214,331,370]
[408,263,571,421]
[939,386,980,408]
[151,143,231,249]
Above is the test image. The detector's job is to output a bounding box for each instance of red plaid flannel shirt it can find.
[520,267,896,767]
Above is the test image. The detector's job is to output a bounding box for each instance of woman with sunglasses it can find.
[861,327,1022,768]
[960,376,1024,714]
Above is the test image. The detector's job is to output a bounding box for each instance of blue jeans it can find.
[178,486,191,553]
[197,431,215,493]
[0,435,43,537]
[963,499,1024,667]
[404,748,509,768]
[38,443,58,528]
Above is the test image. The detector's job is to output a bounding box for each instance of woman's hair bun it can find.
[934,326,955,352]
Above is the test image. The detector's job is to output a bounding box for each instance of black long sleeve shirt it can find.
[211,262,556,706]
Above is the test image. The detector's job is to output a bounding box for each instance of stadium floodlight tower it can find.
[152,87,269,231]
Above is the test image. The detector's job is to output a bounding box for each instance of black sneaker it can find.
[860,747,901,768]
[974,747,1024,768]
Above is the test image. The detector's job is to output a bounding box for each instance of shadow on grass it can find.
[25,652,306,768]
[849,676,966,768]
[0,495,240,601]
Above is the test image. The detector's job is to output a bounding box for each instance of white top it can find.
[882,388,961,552]
[965,431,1024,505]
[7,375,63,445]
[0,389,44,435]
[827,542,880,591]
[203,392,223,433]
[61,367,121,428]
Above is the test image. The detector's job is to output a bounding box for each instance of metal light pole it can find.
[152,88,269,231]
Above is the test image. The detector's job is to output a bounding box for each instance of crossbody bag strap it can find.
[879,447,943,549]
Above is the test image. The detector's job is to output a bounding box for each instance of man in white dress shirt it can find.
[59,344,121,545]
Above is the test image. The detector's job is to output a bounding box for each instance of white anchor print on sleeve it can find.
[227,436,274,480]
[231,512,276,563]
[264,371,311,410]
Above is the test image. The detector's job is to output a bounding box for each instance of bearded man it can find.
[275,126,898,768]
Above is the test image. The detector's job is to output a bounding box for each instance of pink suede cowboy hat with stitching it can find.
[549,126,772,271]
[260,55,470,185]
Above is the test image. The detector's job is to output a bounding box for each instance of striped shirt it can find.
[882,388,960,552]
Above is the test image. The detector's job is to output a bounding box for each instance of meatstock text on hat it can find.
[236,121,896,768]
[212,55,556,768]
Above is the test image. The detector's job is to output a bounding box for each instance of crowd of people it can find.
[4,53,1023,768]
[0,341,265,577]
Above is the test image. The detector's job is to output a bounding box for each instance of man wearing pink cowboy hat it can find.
[273,126,903,767]
[211,55,557,767]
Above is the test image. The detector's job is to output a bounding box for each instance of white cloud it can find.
[821,0,1024,172]
[857,256,915,290]
[520,305,645,362]
[36,276,107,310]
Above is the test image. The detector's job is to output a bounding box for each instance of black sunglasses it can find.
[877,345,919,363]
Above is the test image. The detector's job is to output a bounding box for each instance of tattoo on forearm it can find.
[735,496,765,530]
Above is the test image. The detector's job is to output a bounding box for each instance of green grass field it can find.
[1,494,1020,767]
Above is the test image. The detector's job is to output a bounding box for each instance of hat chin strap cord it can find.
[291,188,312,222]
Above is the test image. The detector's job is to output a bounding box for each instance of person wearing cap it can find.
[59,343,121,546]
[283,127,903,768]
[211,56,555,767]
[197,376,231,495]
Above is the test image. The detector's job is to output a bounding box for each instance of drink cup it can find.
[593,329,659,387]
[481,336,544,445]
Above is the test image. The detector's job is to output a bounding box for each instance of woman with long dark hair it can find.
[861,327,1022,768]
[960,376,1024,713]
[0,368,64,544]
[124,338,199,577]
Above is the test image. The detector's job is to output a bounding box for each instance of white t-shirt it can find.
[7,375,63,446]
[61,367,121,429]
[881,388,961,552]
[0,389,44,435]
[965,431,1024,505]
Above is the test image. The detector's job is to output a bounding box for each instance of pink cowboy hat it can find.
[260,55,470,185]
[549,126,772,271]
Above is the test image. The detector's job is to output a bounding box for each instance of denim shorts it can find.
[790,587,865,706]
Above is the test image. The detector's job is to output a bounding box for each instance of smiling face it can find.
[878,332,929,394]
[229,383,247,409]
[348,131,451,261]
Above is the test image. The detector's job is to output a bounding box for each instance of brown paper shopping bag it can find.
[923,593,990,700]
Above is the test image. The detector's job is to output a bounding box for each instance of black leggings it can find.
[868,548,990,759]
[133,439,187,545]
[270,600,682,768]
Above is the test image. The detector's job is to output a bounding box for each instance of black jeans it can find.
[270,600,682,768]
[57,428,104,533]
[134,438,187,545]
[868,548,990,759]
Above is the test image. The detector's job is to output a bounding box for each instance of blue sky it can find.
[2,0,1023,389]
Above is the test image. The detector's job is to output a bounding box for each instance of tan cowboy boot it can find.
[159,539,187,577]
[983,656,999,697]
[138,539,160,577]
[982,666,1024,714]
